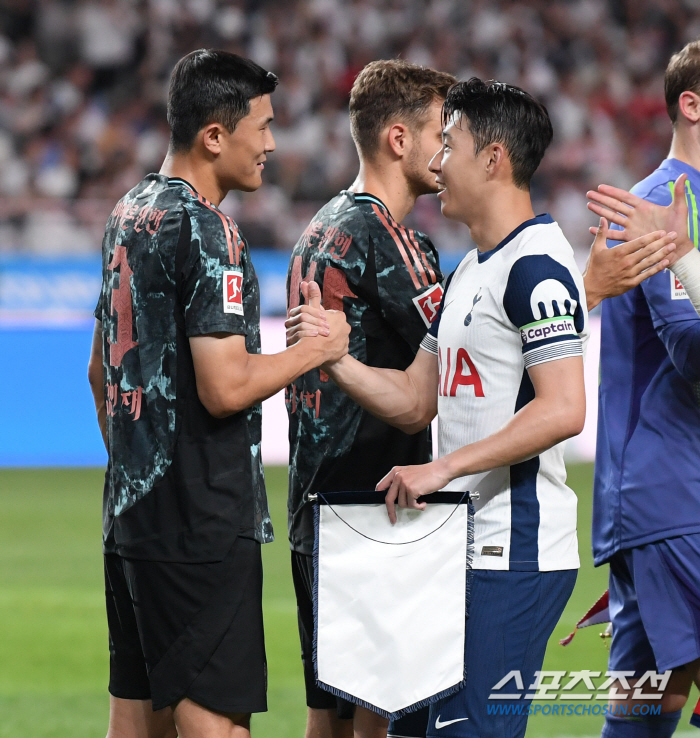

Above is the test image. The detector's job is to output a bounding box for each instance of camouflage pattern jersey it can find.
[286,191,444,555]
[94,173,273,563]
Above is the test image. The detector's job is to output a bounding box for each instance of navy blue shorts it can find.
[422,568,576,738]
[608,533,700,675]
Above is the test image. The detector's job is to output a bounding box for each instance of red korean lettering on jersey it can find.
[288,260,355,381]
[121,387,143,421]
[108,244,138,368]
[303,389,322,418]
[288,256,318,310]
[106,383,119,416]
[285,385,321,418]
[318,226,353,260]
[110,200,168,234]
[299,220,324,249]
[439,347,484,397]
[319,266,357,382]
[133,205,168,234]
[413,283,444,327]
[328,231,353,259]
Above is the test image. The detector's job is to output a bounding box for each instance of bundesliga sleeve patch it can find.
[223,270,244,315]
[413,283,444,327]
[671,270,688,300]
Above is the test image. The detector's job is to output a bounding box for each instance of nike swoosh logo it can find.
[434,715,469,729]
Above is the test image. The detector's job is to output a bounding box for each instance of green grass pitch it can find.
[0,466,696,737]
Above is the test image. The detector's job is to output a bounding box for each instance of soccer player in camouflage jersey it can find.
[88,50,348,738]
[285,60,456,738]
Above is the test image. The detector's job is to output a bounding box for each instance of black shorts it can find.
[291,551,354,718]
[105,536,267,713]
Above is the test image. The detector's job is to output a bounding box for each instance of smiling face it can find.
[212,94,275,192]
[428,112,490,223]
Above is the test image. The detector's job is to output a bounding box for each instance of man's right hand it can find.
[583,217,677,310]
[286,280,349,364]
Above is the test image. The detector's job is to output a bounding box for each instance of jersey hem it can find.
[523,341,582,369]
[420,334,438,355]
[185,323,248,338]
[592,522,700,566]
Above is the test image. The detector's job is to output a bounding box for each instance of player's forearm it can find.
[90,382,108,450]
[88,320,108,450]
[201,339,330,417]
[88,371,107,449]
[582,271,604,312]
[327,355,434,433]
[438,394,585,481]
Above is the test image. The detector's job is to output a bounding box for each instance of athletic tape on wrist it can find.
[670,248,700,316]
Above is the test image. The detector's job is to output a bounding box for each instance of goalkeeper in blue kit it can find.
[588,40,700,738]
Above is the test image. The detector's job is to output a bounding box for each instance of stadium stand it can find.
[0,0,692,263]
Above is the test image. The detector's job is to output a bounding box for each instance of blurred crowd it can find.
[0,0,694,263]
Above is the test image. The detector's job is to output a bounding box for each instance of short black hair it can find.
[167,49,278,152]
[442,78,553,189]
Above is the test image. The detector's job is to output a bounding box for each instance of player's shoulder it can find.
[354,192,434,250]
[292,191,369,258]
[106,174,187,236]
[174,180,234,230]
[503,215,576,269]
[503,217,584,308]
[630,160,685,204]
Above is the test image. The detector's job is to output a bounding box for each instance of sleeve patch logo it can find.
[671,270,688,300]
[530,279,577,319]
[520,316,578,345]
[413,283,444,327]
[223,270,244,315]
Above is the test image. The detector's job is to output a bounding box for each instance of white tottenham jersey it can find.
[420,215,588,572]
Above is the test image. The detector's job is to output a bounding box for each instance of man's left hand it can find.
[586,174,693,264]
[377,460,453,524]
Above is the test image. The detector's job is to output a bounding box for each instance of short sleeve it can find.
[372,222,444,352]
[420,270,455,355]
[503,254,585,369]
[179,210,247,338]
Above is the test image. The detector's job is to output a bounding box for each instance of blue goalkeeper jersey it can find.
[593,158,700,566]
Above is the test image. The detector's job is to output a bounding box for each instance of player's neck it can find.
[350,163,417,223]
[160,152,227,206]
[668,121,700,174]
[468,188,535,254]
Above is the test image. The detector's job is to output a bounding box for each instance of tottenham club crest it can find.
[464,289,482,326]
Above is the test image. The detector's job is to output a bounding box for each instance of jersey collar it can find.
[658,158,700,181]
[168,176,198,193]
[351,191,391,216]
[477,213,554,263]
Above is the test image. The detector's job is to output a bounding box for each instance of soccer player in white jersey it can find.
[289,78,588,738]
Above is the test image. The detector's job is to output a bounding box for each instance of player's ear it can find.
[200,123,225,156]
[678,91,700,124]
[386,122,408,159]
[484,142,506,179]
